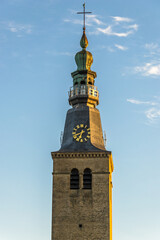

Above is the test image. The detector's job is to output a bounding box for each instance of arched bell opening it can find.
[70,168,79,189]
[83,168,92,189]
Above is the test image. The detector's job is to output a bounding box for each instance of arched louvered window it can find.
[83,168,92,189]
[70,168,79,189]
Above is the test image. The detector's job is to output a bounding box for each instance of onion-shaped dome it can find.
[75,32,93,71]
[75,50,93,71]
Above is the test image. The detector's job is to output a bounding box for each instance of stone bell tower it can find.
[51,4,114,240]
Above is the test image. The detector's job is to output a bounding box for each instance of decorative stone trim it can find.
[52,171,110,175]
[51,151,111,159]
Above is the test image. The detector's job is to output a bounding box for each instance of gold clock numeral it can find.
[76,138,80,142]
[80,124,84,127]
[85,125,87,128]
[80,139,83,142]
[84,138,87,141]
[77,125,80,129]
[87,135,90,138]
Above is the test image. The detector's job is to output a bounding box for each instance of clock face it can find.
[72,124,90,142]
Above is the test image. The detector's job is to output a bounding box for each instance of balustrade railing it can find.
[69,85,99,98]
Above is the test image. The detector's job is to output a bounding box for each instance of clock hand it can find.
[74,132,82,136]
[79,130,85,138]
[74,130,85,136]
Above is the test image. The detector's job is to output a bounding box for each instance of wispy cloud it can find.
[145,108,160,121]
[97,25,133,37]
[134,43,160,77]
[99,43,128,52]
[145,43,159,51]
[86,15,105,25]
[127,97,160,123]
[64,14,105,27]
[115,44,128,51]
[125,24,139,31]
[144,43,160,56]
[112,16,133,23]
[127,98,157,106]
[96,16,138,37]
[135,62,160,76]
[64,11,138,38]
[1,21,32,34]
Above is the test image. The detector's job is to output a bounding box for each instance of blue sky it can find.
[0,0,160,240]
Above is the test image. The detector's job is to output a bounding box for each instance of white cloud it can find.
[145,108,160,121]
[86,15,105,25]
[97,25,133,37]
[127,99,157,106]
[133,43,160,77]
[127,97,160,123]
[64,14,105,27]
[135,62,160,76]
[115,44,128,51]
[64,12,138,38]
[112,16,133,23]
[97,25,111,34]
[148,65,160,75]
[126,24,139,31]
[96,16,138,37]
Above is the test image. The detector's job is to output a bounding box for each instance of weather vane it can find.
[77,3,92,33]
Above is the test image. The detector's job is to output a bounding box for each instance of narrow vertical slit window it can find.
[83,168,92,189]
[70,168,79,189]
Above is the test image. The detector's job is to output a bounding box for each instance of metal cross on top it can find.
[77,3,92,32]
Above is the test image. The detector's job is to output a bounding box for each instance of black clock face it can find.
[72,124,90,142]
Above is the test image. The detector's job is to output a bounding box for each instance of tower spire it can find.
[77,3,92,33]
[68,3,98,108]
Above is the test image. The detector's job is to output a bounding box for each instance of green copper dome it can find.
[75,32,93,71]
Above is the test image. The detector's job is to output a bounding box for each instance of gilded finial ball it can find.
[80,32,88,49]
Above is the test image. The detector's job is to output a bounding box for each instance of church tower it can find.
[51,4,114,240]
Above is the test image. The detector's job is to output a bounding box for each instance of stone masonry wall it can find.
[51,156,112,240]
